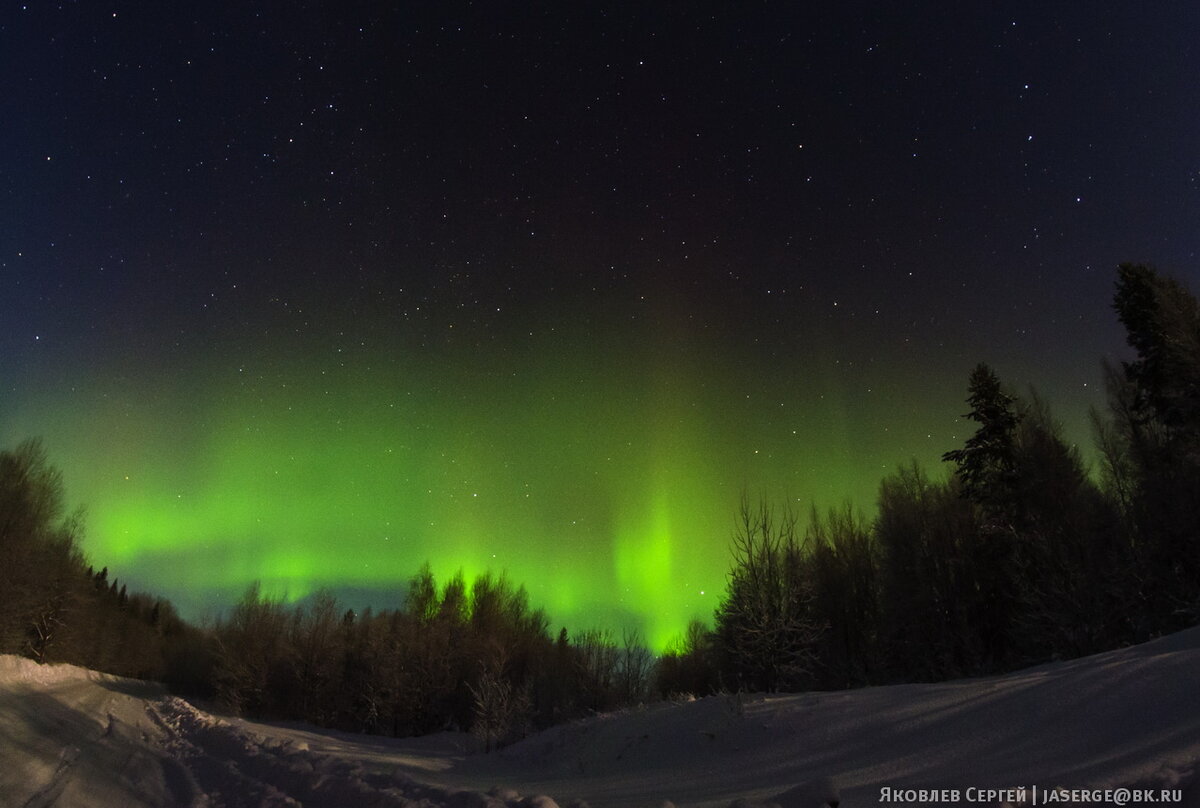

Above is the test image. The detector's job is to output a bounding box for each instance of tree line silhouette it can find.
[1,263,1197,746]
[662,262,1200,694]
[212,571,653,744]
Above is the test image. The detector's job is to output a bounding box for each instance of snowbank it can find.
[3,628,1200,807]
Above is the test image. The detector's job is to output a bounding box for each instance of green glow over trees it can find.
[2,312,968,649]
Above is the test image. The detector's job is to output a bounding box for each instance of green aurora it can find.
[0,0,1177,654]
[4,299,1042,650]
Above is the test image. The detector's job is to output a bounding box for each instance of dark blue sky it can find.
[6,3,1198,364]
[2,2,1199,618]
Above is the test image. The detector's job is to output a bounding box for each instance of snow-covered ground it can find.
[3,628,1199,807]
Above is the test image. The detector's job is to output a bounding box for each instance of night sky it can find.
[3,3,1199,646]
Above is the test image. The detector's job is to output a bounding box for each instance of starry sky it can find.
[3,3,1199,647]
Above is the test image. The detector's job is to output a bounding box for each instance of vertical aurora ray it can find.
[608,340,729,649]
[613,490,673,643]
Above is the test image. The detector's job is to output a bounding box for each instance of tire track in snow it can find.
[144,696,552,807]
[20,744,81,808]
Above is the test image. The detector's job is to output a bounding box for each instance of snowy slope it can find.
[0,655,546,808]
[3,628,1200,808]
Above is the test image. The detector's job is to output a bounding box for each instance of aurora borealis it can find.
[3,287,972,647]
[3,3,1199,647]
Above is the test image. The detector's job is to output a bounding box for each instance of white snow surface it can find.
[3,628,1200,807]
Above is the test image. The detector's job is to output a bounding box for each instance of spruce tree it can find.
[1110,264,1200,622]
[942,363,1021,520]
[1113,262,1200,455]
[941,364,1026,669]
